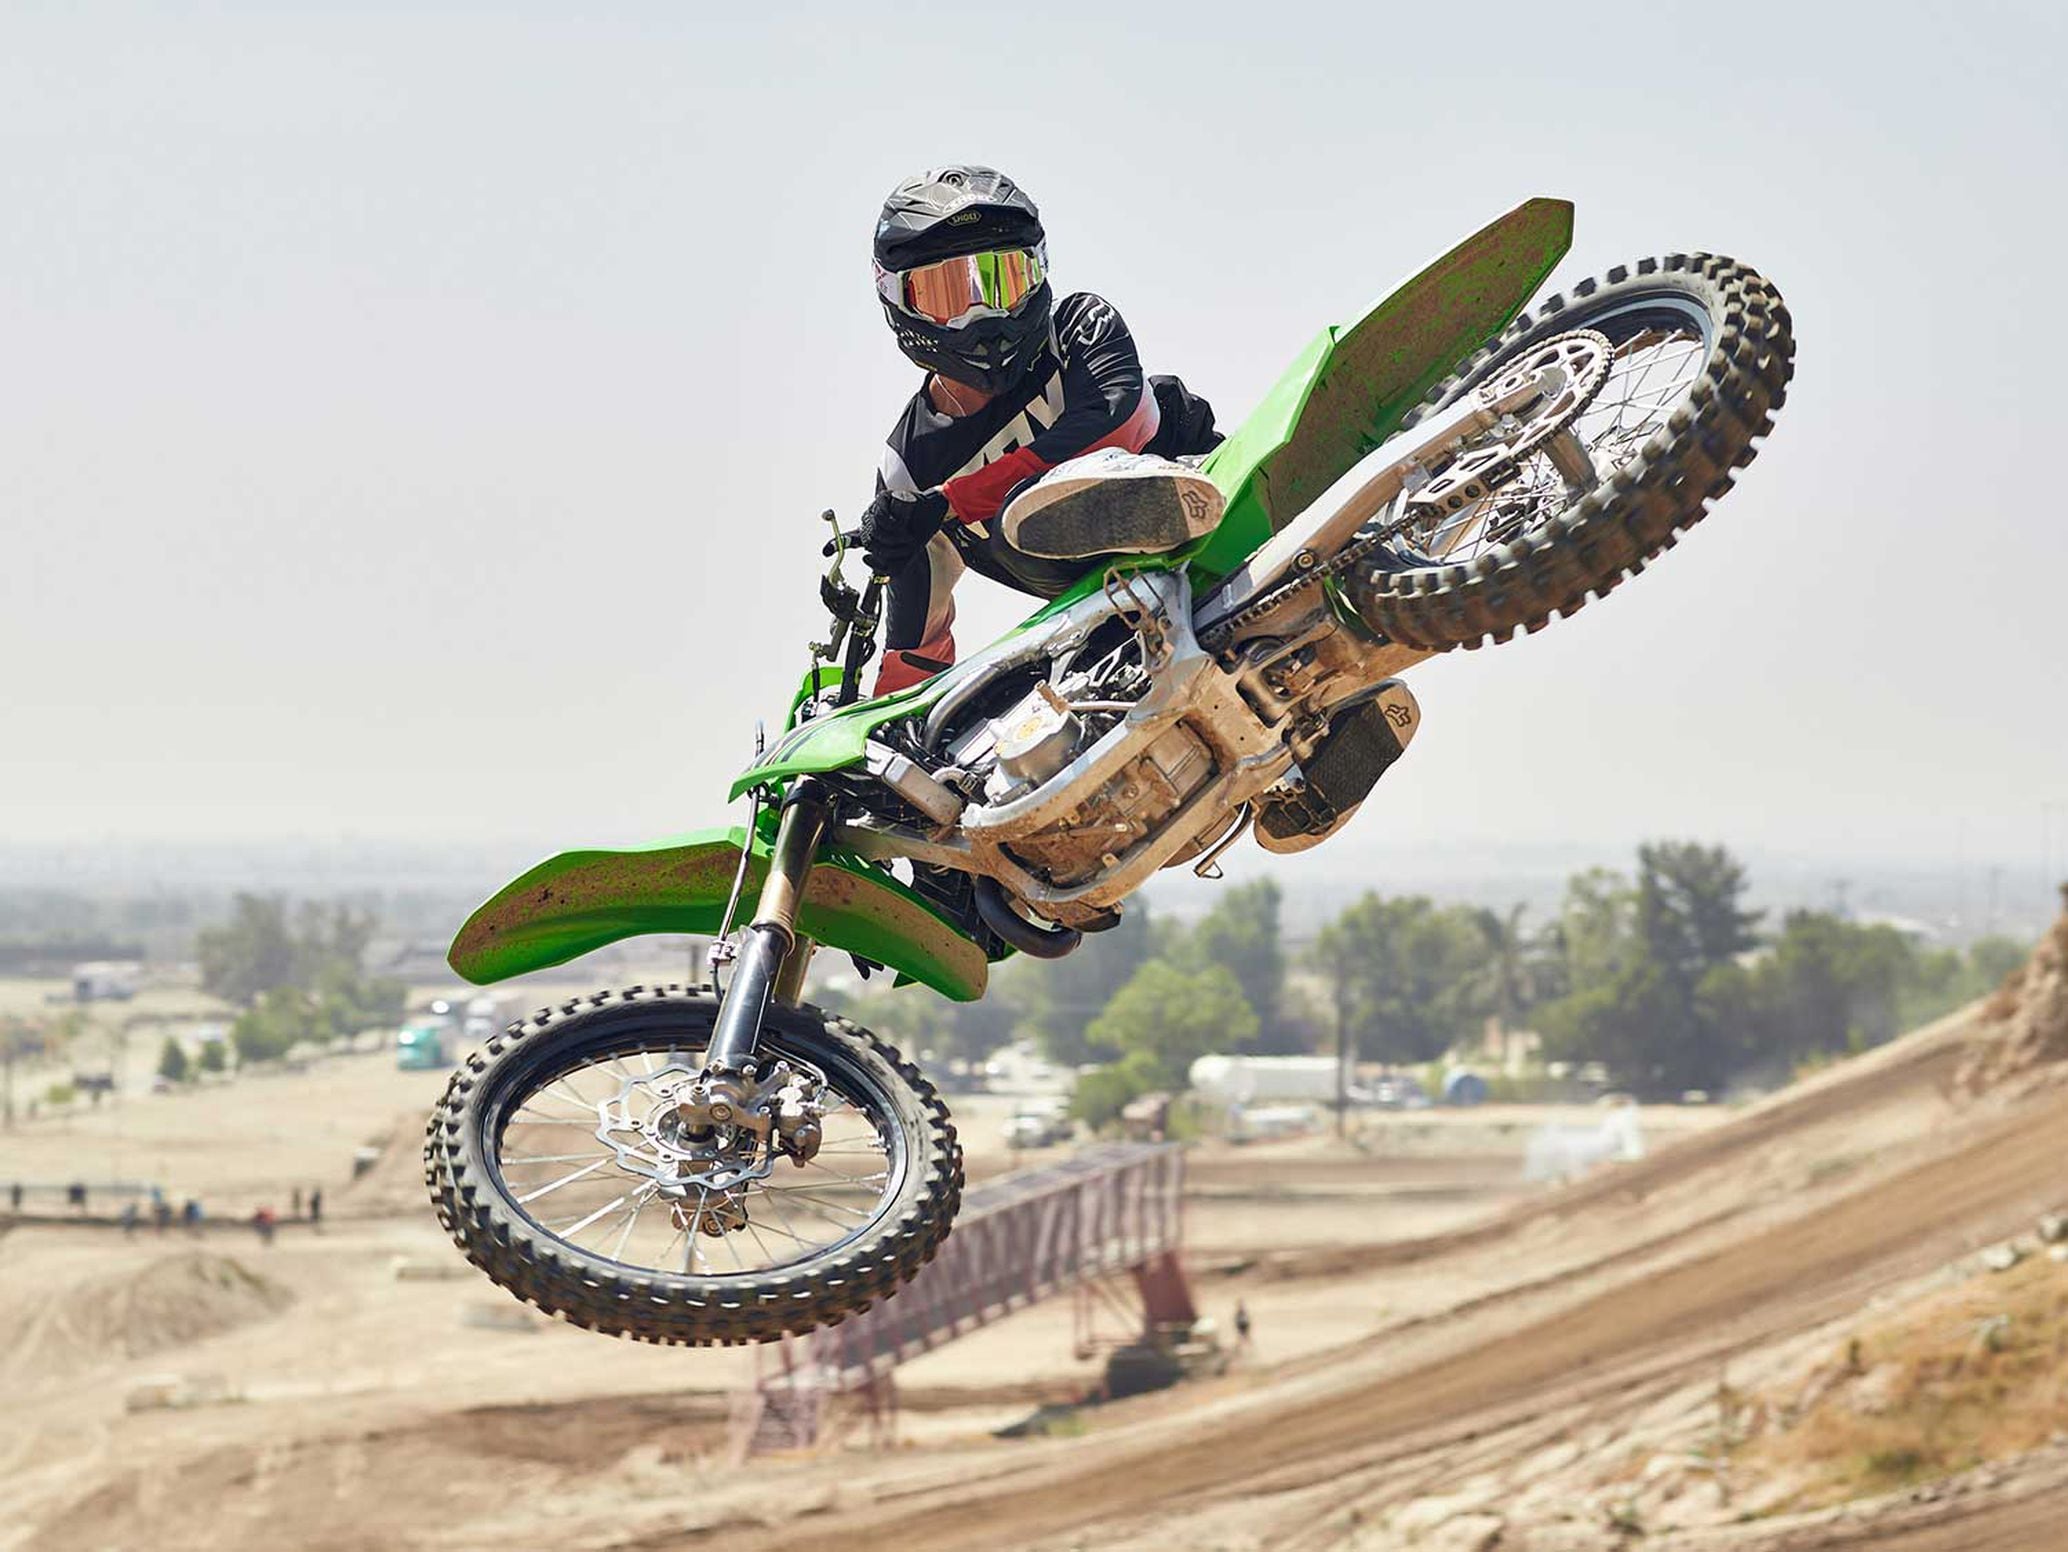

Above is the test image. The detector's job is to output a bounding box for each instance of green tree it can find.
[1070,1051,1160,1131]
[1177,880,1288,1049]
[1535,843,1760,1097]
[197,1038,228,1075]
[1967,935,2029,988]
[1553,868,1639,991]
[156,1035,190,1085]
[197,895,298,1006]
[1636,842,1762,982]
[1023,902,1159,1067]
[232,986,320,1065]
[1085,960,1258,1087]
[1466,903,1540,1046]
[1309,894,1492,1066]
[1750,912,1914,1063]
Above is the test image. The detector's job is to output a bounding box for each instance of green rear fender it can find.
[447,825,990,1002]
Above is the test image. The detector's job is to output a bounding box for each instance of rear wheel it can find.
[424,985,960,1344]
[1347,254,1793,651]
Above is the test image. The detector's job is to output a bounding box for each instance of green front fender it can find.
[447,824,990,1002]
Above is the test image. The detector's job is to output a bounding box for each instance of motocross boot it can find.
[1255,680,1421,854]
[1000,449,1224,560]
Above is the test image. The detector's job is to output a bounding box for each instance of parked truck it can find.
[398,994,507,1070]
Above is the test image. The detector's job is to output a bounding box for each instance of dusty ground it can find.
[3,950,2064,1551]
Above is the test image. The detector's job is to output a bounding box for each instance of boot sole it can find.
[1003,473,1222,560]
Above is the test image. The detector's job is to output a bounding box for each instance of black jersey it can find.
[876,292,1164,597]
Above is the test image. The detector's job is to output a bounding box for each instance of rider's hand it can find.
[858,488,950,573]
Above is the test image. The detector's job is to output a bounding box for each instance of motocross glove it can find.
[858,487,950,573]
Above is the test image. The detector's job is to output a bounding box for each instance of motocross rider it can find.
[859,164,1227,695]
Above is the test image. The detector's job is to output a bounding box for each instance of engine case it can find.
[1004,721,1215,887]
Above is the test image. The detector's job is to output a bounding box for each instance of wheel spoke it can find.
[488,1033,902,1284]
[554,1190,633,1238]
[517,1155,613,1204]
[1419,324,1706,569]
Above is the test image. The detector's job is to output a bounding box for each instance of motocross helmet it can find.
[874,165,1053,395]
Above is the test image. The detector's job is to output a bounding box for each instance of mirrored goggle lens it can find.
[880,247,1045,326]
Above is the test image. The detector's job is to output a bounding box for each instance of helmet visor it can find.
[878,246,1047,327]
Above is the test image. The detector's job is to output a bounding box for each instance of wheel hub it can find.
[1404,328,1613,519]
[595,1059,829,1199]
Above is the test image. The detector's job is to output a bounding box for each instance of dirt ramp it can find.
[336,1112,430,1218]
[1,1250,292,1385]
[1961,894,2068,1094]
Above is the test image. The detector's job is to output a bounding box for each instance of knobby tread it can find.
[1346,255,1794,651]
[422,984,962,1346]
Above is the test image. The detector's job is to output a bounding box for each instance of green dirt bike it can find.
[424,198,1793,1343]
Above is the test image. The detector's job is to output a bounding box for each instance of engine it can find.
[937,623,1221,889]
[988,698,1214,887]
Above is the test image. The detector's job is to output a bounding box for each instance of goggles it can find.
[876,244,1047,328]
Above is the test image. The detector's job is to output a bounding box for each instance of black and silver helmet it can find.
[874,165,1053,394]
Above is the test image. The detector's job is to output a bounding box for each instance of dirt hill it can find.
[1960,888,2068,1095]
[0,1248,292,1386]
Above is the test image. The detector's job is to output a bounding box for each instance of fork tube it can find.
[772,939,817,1007]
[706,779,832,1069]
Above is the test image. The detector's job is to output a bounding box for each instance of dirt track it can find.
[7,986,2065,1552]
[696,1077,2068,1552]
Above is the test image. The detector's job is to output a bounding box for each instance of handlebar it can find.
[810,509,886,710]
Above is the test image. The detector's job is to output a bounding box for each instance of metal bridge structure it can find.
[734,1141,1192,1454]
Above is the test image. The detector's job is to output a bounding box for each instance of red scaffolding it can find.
[736,1141,1190,1454]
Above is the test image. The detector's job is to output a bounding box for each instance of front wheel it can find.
[1347,254,1794,651]
[424,985,960,1345]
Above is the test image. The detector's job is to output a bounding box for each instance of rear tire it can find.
[423,984,961,1345]
[1347,254,1793,651]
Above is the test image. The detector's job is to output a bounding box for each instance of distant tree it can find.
[1086,960,1258,1088]
[1553,868,1639,991]
[1967,935,2029,988]
[156,1036,190,1085]
[232,986,319,1065]
[1177,880,1288,1048]
[203,895,400,1046]
[196,1038,228,1075]
[940,978,1022,1066]
[1535,843,1760,1097]
[197,895,298,1006]
[1070,1052,1160,1132]
[1309,894,1492,1067]
[1466,903,1542,1042]
[1023,902,1159,1067]
[1636,842,1762,982]
[1750,912,1913,1062]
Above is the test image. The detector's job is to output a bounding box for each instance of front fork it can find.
[705,778,832,1071]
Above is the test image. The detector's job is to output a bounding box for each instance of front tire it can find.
[423,985,961,1345]
[1348,254,1794,651]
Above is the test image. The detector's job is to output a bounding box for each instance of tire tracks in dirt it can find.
[707,1084,2068,1552]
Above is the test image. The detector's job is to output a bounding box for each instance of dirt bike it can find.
[423,198,1794,1344]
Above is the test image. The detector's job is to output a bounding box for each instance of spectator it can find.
[120,1200,140,1237]
[291,1186,302,1218]
[153,1195,173,1235]
[67,1181,87,1214]
[7,1182,20,1213]
[181,1198,203,1236]
[251,1206,277,1247]
[1233,1299,1254,1354]
[307,1188,323,1231]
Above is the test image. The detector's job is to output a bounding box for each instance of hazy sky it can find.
[5,3,2066,890]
